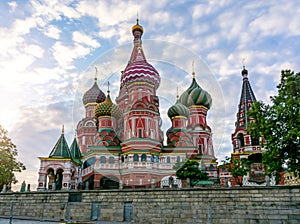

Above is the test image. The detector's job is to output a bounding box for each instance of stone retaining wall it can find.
[0,186,299,223]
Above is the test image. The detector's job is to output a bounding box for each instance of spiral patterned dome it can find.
[179,77,212,109]
[82,80,106,105]
[120,60,160,89]
[94,92,122,119]
[167,99,190,119]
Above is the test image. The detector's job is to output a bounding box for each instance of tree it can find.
[0,125,26,191]
[174,159,208,186]
[248,70,300,183]
[222,156,250,186]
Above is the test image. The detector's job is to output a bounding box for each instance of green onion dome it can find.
[82,79,106,105]
[167,99,190,119]
[179,77,212,109]
[94,92,122,119]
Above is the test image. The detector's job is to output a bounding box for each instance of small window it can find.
[109,157,114,164]
[141,154,146,162]
[133,154,139,162]
[210,164,214,171]
[166,157,171,163]
[100,156,106,164]
[150,155,154,162]
[138,129,142,138]
[176,156,181,163]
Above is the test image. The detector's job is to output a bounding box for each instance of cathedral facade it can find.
[37,20,217,190]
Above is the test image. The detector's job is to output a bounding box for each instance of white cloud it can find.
[249,2,300,37]
[72,31,100,48]
[52,42,91,69]
[8,1,17,13]
[44,25,61,39]
[24,44,44,58]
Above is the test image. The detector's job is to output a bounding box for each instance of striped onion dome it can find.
[82,79,106,105]
[167,99,190,119]
[120,60,160,89]
[179,77,212,109]
[94,91,122,119]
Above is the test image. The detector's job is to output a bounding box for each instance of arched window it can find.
[176,156,181,163]
[166,157,171,163]
[133,154,139,162]
[237,133,245,148]
[210,164,214,171]
[100,156,106,164]
[109,156,114,164]
[141,154,147,162]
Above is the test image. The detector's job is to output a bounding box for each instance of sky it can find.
[0,0,299,191]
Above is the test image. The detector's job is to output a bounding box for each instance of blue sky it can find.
[0,0,299,190]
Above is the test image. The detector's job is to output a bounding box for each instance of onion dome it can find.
[121,60,160,89]
[120,19,161,89]
[179,74,212,109]
[167,99,190,119]
[241,66,248,78]
[82,78,106,105]
[132,18,144,35]
[94,91,122,119]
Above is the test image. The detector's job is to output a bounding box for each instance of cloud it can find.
[72,31,100,48]
[249,2,300,37]
[44,25,61,39]
[8,1,17,13]
[52,41,91,69]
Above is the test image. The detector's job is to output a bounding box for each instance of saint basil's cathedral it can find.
[37,19,264,190]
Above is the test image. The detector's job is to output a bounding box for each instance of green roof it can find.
[70,137,82,159]
[49,133,71,159]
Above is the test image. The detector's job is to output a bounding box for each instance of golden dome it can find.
[132,19,143,34]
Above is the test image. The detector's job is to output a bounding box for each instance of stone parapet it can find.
[0,186,299,223]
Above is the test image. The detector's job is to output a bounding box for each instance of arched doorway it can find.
[47,168,55,190]
[55,168,64,190]
[100,176,119,189]
[84,175,94,190]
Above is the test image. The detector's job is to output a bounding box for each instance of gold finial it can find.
[94,67,98,81]
[192,60,195,78]
[62,125,64,135]
[176,87,179,99]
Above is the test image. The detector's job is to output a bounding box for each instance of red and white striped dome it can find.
[120,60,160,89]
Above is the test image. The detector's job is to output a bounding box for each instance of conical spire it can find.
[49,125,72,158]
[236,66,257,130]
[120,19,160,89]
[70,134,81,159]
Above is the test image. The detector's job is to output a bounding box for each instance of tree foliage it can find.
[222,156,250,186]
[174,159,208,186]
[0,125,26,190]
[248,70,300,182]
